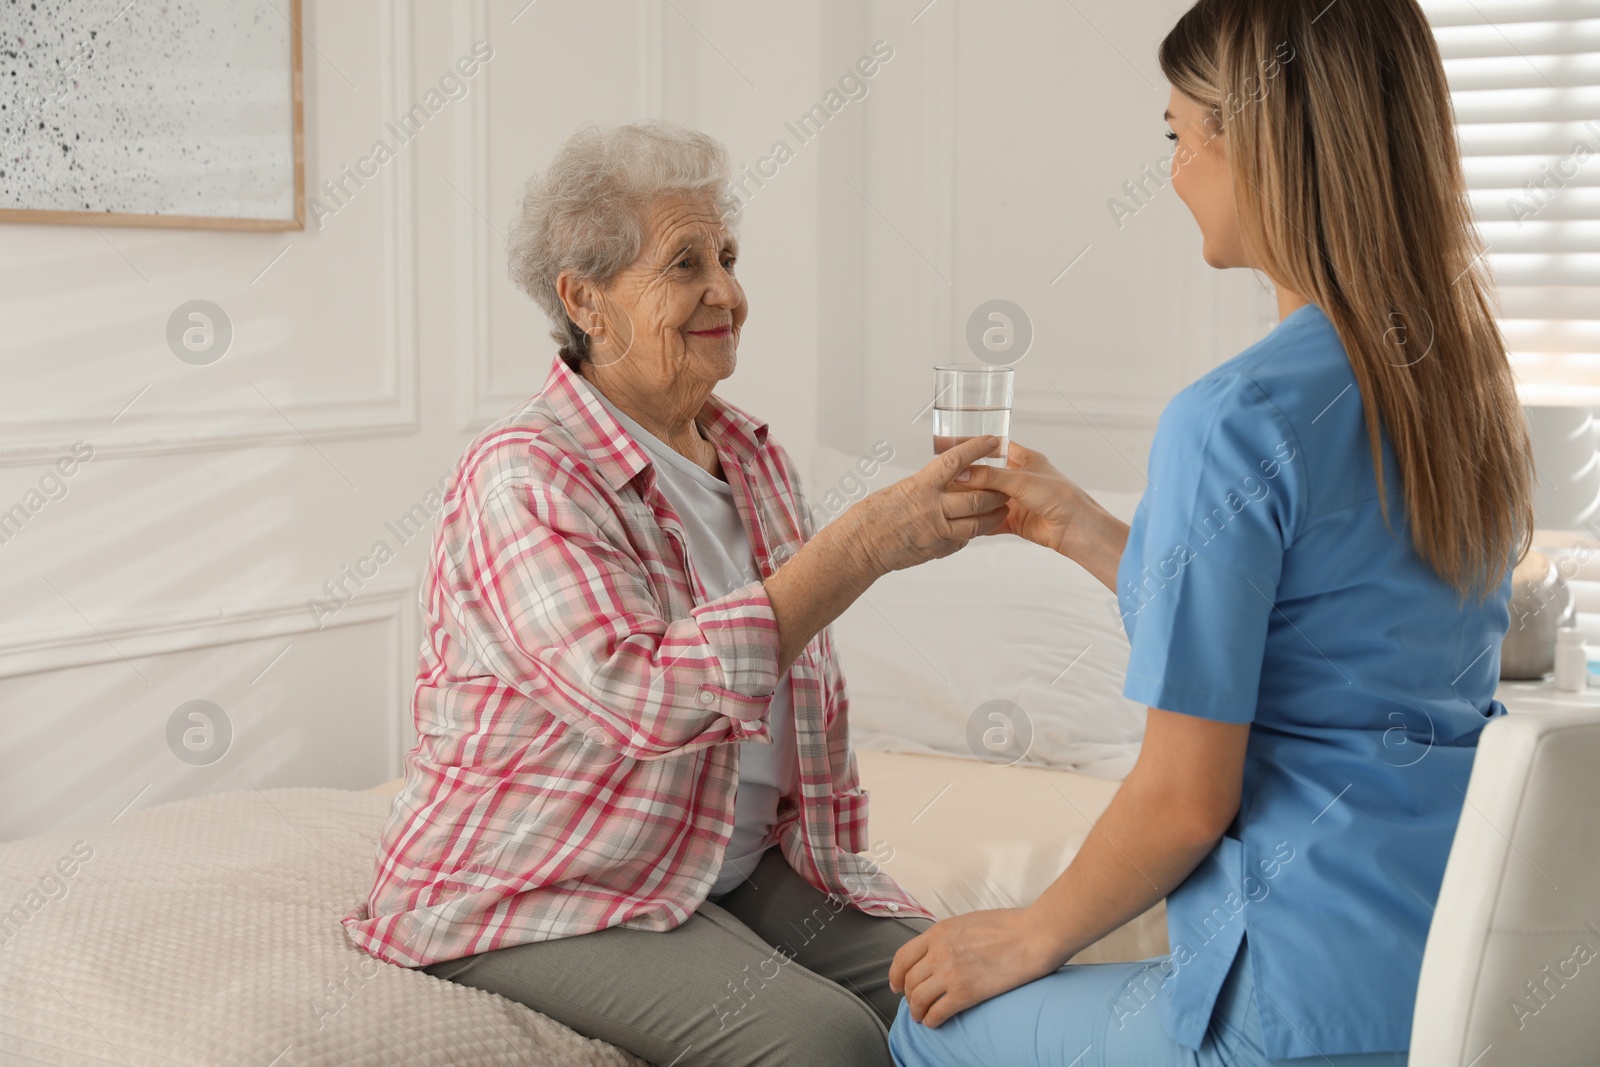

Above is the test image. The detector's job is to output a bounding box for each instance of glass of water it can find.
[932,364,1013,468]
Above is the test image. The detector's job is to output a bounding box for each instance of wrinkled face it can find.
[591,192,747,396]
[1165,88,1248,270]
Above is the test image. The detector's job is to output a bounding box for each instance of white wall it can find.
[842,0,1279,493]
[0,0,1262,841]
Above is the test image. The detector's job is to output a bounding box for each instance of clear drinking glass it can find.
[932,364,1013,467]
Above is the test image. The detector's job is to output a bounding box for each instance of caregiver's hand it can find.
[888,907,1056,1028]
[956,440,1130,591]
[842,435,1010,575]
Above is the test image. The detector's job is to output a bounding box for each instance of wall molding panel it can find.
[916,0,958,371]
[637,0,666,118]
[0,0,421,469]
[456,0,500,430]
[459,0,675,429]
[896,1,1170,436]
[0,583,417,774]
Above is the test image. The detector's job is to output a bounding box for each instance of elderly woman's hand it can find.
[840,436,1010,575]
[952,440,1130,591]
[763,436,1008,678]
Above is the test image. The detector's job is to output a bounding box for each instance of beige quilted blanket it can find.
[0,788,647,1066]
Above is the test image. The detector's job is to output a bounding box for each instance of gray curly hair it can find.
[506,121,742,360]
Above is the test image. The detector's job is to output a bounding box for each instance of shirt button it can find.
[887,903,900,912]
[698,691,715,704]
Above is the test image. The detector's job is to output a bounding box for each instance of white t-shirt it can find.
[579,379,797,897]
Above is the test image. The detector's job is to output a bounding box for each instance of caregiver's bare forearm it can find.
[1059,503,1129,592]
[1023,711,1249,969]
[1023,771,1220,970]
[762,517,881,677]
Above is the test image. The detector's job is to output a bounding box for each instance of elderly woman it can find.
[342,121,1007,1066]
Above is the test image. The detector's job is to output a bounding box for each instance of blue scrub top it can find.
[1117,304,1511,1059]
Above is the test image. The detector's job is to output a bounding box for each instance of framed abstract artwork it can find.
[0,0,305,231]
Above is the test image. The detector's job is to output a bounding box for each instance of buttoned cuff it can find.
[690,578,781,729]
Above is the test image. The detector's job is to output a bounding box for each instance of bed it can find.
[0,751,1163,1066]
[1,474,1162,1064]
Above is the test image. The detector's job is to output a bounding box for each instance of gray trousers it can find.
[421,847,934,1066]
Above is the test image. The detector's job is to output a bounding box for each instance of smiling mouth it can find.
[686,325,732,338]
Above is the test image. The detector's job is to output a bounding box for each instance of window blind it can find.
[1422,0,1600,404]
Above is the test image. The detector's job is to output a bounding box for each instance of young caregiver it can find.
[888,0,1533,1064]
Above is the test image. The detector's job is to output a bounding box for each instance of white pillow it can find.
[810,445,1147,778]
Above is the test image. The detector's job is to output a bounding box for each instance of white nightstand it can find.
[1495,678,1600,714]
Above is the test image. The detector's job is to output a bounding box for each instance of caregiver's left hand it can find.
[888,907,1058,1027]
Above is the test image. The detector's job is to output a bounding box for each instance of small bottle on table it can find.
[1554,627,1588,693]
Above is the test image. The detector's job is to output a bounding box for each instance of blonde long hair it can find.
[1160,0,1534,598]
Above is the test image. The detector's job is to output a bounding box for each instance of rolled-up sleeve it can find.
[441,440,780,759]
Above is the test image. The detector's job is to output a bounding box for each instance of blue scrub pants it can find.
[888,937,1407,1067]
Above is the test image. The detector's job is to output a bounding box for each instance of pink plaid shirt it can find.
[343,352,933,967]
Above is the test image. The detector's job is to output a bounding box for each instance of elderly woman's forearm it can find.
[762,518,882,676]
[758,440,1010,676]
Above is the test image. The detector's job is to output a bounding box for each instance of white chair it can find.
[1411,708,1600,1065]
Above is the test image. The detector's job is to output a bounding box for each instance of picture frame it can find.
[0,0,305,231]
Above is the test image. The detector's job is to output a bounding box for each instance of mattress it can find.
[0,788,644,1066]
[0,752,1162,1065]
